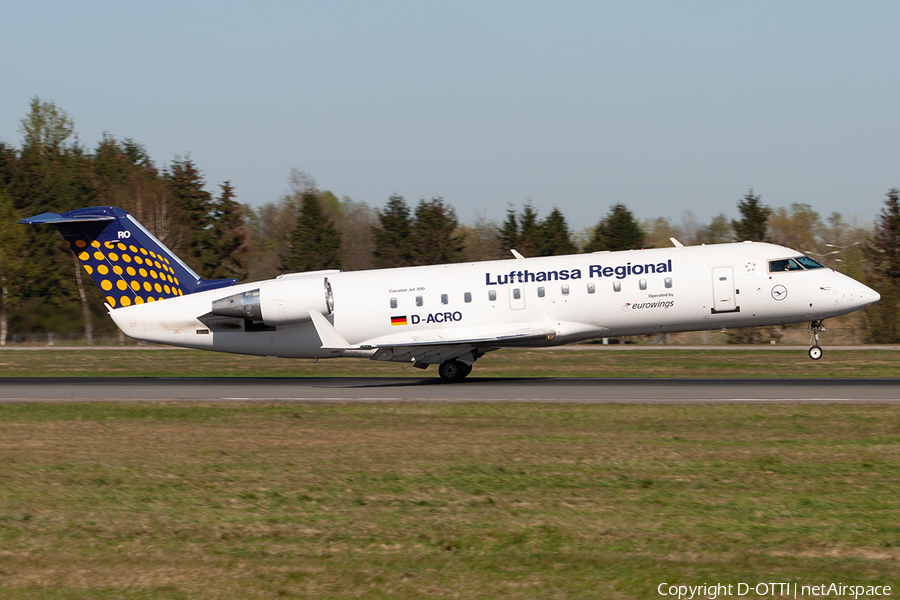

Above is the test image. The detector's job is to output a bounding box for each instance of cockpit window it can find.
[794,255,825,269]
[768,258,804,272]
[768,256,824,272]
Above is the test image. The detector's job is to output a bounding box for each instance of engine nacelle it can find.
[211,276,334,325]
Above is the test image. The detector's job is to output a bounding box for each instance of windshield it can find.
[768,256,826,273]
[794,255,825,269]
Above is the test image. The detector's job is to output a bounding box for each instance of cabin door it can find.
[711,267,737,312]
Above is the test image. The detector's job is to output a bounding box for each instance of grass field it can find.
[1,402,898,599]
[1,347,900,378]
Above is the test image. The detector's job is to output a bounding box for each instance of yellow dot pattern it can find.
[63,232,188,306]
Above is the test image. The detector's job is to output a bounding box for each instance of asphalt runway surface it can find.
[1,377,900,403]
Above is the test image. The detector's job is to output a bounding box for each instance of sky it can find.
[2,1,898,230]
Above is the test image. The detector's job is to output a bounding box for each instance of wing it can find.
[307,309,557,365]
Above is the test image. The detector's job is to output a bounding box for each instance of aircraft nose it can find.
[864,285,881,304]
[854,281,880,306]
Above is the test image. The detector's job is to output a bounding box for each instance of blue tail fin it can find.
[20,206,237,308]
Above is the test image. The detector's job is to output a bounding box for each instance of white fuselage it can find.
[108,242,880,360]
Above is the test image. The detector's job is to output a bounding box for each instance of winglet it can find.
[308,308,352,349]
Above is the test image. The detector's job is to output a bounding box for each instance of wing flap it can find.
[362,324,557,350]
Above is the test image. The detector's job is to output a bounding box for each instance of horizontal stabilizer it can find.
[19,212,115,224]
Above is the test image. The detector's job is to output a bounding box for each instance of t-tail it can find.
[20,206,237,308]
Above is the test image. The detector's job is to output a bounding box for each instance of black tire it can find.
[808,345,823,360]
[438,360,468,383]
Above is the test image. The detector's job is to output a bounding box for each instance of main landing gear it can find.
[808,320,825,360]
[438,360,473,383]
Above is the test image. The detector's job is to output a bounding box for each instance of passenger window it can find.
[415,296,423,307]
[561,285,569,295]
[441,293,448,305]
[537,286,545,298]
[639,279,647,290]
[513,288,521,300]
[489,290,497,301]
[613,281,621,292]
[587,283,595,294]
[390,298,398,309]
[665,277,673,289]
[464,292,472,303]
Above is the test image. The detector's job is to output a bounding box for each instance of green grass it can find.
[1,402,899,598]
[0,347,899,378]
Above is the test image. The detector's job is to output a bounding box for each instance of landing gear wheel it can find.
[808,320,825,361]
[438,360,469,383]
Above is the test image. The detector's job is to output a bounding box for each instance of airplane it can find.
[21,206,881,382]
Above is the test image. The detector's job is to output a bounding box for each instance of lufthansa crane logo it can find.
[771,285,788,301]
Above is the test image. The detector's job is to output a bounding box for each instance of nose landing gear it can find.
[808,320,825,360]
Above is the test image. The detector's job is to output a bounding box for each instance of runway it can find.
[1,377,900,403]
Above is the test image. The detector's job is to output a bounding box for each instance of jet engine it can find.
[211,276,334,325]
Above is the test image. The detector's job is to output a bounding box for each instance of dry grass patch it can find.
[0,403,898,598]
[1,348,900,378]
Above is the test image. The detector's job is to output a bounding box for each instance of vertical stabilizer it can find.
[20,206,237,308]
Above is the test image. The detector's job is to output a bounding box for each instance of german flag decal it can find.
[390,315,408,326]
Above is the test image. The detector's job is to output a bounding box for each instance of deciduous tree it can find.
[19,96,74,155]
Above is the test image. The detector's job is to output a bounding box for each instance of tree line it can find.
[1,98,899,343]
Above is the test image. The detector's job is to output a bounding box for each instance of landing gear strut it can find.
[438,360,471,383]
[808,320,825,360]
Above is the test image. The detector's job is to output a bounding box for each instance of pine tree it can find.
[586,204,644,251]
[499,203,575,257]
[12,98,93,336]
[169,157,211,231]
[872,189,900,280]
[732,189,771,242]
[169,157,215,275]
[499,206,519,253]
[372,194,413,267]
[538,207,576,256]
[203,181,248,280]
[280,191,342,272]
[517,203,542,257]
[865,188,900,342]
[0,189,28,345]
[409,197,464,266]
